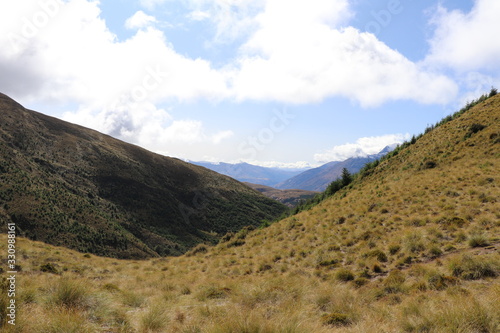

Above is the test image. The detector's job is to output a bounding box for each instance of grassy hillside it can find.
[0,93,287,259]
[244,182,318,207]
[0,93,499,332]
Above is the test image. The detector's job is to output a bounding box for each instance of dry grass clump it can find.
[335,268,355,282]
[448,254,499,280]
[140,303,169,333]
[48,278,91,309]
[398,291,499,333]
[468,232,490,247]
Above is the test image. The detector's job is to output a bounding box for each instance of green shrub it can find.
[317,259,339,267]
[121,290,145,307]
[427,273,459,290]
[469,123,486,134]
[423,160,437,169]
[468,233,489,248]
[449,255,499,280]
[219,232,234,243]
[489,87,498,97]
[404,232,426,254]
[51,278,90,309]
[103,283,120,293]
[257,263,273,272]
[388,244,401,255]
[140,305,168,332]
[383,270,406,294]
[365,249,388,262]
[372,264,383,273]
[187,244,208,256]
[226,239,245,248]
[352,277,369,288]
[196,285,231,301]
[428,246,443,258]
[321,312,351,327]
[40,263,59,274]
[335,269,355,282]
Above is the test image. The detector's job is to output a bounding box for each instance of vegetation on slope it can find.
[0,93,287,259]
[0,91,499,332]
[244,182,318,208]
[293,88,499,215]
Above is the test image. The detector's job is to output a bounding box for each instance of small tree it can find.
[489,87,498,97]
[341,168,352,187]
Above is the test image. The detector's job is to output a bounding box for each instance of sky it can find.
[1,0,499,169]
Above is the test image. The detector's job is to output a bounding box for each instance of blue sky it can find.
[1,0,499,168]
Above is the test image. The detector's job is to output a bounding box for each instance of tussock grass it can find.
[140,304,169,333]
[448,254,499,280]
[0,93,499,332]
[49,278,90,309]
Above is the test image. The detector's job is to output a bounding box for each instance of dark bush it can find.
[40,263,59,274]
[423,160,437,169]
[335,269,355,282]
[488,87,497,97]
[469,123,486,134]
[321,313,352,327]
[187,244,208,256]
[226,239,245,248]
[449,255,499,280]
[365,249,388,262]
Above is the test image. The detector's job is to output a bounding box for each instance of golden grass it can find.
[0,235,498,332]
[0,95,499,332]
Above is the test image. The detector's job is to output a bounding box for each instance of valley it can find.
[0,93,287,259]
[0,91,498,332]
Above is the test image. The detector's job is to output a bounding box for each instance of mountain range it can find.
[191,161,306,186]
[196,146,396,192]
[0,93,286,259]
[275,145,396,191]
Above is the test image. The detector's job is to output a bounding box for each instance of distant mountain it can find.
[0,93,287,259]
[192,161,307,187]
[244,182,318,208]
[276,146,396,191]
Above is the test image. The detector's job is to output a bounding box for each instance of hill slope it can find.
[0,93,286,259]
[192,161,306,186]
[244,182,318,207]
[276,147,393,191]
[0,93,498,333]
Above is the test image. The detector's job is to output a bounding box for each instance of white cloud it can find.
[0,0,470,165]
[314,134,410,163]
[211,130,234,144]
[0,0,229,106]
[195,158,317,169]
[229,0,457,106]
[244,160,317,169]
[0,0,459,109]
[139,0,168,10]
[0,0,235,161]
[185,0,264,43]
[140,0,262,42]
[125,11,157,30]
[187,10,211,21]
[426,0,500,72]
[63,99,233,150]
